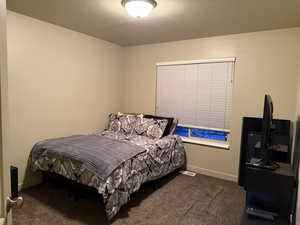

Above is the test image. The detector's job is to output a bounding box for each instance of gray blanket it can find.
[31,134,146,180]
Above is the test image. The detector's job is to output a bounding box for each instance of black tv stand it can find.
[239,117,292,186]
[239,117,297,225]
[246,158,280,171]
[240,162,295,225]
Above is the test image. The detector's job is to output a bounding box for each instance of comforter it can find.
[29,130,185,219]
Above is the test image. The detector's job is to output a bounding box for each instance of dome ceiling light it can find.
[121,0,157,18]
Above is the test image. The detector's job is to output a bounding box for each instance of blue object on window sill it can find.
[191,128,227,141]
[175,126,228,142]
[174,126,189,137]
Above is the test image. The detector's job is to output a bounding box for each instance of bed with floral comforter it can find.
[29,113,186,219]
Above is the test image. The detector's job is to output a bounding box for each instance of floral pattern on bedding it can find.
[107,113,139,135]
[29,130,185,220]
[134,116,168,139]
[107,113,168,140]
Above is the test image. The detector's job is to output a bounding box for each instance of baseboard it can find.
[186,164,238,182]
[18,168,237,190]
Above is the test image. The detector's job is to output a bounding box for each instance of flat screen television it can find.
[250,94,280,170]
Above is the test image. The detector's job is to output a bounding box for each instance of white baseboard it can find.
[18,167,237,191]
[186,165,238,182]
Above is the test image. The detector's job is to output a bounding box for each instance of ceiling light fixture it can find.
[121,0,157,18]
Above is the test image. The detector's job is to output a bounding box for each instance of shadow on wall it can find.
[293,116,300,225]
[293,116,300,174]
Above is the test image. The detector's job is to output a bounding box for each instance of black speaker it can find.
[10,166,18,199]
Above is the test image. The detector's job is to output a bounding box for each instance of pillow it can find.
[107,112,139,135]
[143,115,174,137]
[107,113,121,132]
[134,116,168,139]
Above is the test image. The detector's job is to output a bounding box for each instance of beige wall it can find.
[0,0,4,215]
[0,0,8,219]
[123,28,300,181]
[6,10,300,187]
[7,11,124,187]
[294,64,300,225]
[4,8,300,224]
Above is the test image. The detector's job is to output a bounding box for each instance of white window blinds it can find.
[156,59,234,130]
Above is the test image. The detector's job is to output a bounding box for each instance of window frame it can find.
[155,57,235,150]
[156,57,236,66]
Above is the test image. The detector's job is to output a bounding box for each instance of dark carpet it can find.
[13,172,245,225]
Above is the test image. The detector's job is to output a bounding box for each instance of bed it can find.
[29,113,186,219]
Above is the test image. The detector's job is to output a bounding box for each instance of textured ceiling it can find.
[7,0,300,46]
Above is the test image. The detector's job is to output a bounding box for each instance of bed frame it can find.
[42,171,101,201]
[41,167,180,202]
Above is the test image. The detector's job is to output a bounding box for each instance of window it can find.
[156,58,235,149]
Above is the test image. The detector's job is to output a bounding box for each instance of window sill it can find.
[181,137,230,150]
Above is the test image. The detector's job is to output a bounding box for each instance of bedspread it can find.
[29,131,185,219]
[30,135,146,180]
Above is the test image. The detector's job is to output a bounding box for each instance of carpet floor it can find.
[13,172,245,225]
